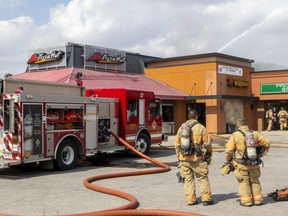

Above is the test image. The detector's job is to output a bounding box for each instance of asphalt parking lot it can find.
[0,130,287,216]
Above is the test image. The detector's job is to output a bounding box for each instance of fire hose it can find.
[65,130,205,216]
[0,131,204,216]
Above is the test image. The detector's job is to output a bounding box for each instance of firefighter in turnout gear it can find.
[266,108,274,131]
[225,118,270,207]
[277,107,288,130]
[175,110,213,206]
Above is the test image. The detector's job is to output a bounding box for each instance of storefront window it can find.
[162,105,174,122]
[265,101,288,130]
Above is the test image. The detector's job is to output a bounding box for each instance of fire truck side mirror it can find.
[148,110,151,121]
[9,99,15,133]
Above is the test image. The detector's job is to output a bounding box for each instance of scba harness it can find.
[235,129,263,166]
[180,122,202,155]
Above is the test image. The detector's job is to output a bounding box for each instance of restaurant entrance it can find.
[186,103,206,126]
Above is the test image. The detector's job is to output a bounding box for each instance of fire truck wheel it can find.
[55,140,78,171]
[135,134,151,155]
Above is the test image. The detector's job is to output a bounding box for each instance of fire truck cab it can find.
[86,88,163,154]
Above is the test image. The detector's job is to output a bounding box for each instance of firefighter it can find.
[265,107,274,131]
[175,110,213,206]
[277,107,288,130]
[225,117,270,206]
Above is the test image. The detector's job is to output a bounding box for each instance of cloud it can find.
[0,16,34,53]
[0,16,34,75]
[1,0,288,77]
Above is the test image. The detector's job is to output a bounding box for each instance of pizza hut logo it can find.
[27,50,65,64]
[87,52,126,64]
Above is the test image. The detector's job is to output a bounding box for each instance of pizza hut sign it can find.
[87,52,126,64]
[27,50,65,64]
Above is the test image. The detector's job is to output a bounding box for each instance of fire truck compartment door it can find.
[139,99,145,126]
[22,104,44,161]
[86,105,97,149]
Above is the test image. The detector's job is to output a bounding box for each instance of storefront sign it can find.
[27,46,67,71]
[84,45,126,72]
[218,65,243,76]
[27,50,65,64]
[227,79,249,88]
[261,83,288,94]
[87,52,126,64]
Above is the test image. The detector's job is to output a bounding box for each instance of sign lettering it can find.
[261,83,288,94]
[218,65,243,76]
[227,79,249,88]
[87,52,126,64]
[27,50,65,64]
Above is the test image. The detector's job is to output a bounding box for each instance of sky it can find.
[1,0,288,77]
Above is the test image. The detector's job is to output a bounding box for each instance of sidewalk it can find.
[162,130,288,148]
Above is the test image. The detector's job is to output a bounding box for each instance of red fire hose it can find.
[66,131,205,216]
[0,131,205,216]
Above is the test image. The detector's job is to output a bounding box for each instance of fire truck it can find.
[0,79,164,170]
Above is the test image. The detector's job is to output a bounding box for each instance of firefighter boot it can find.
[186,194,197,205]
[203,200,214,206]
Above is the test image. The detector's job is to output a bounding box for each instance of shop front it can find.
[145,53,257,134]
[12,42,283,134]
[251,70,288,131]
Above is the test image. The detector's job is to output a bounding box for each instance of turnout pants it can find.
[279,119,287,130]
[180,160,213,203]
[267,119,273,131]
[235,165,263,206]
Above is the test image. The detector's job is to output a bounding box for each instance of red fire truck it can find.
[0,79,164,170]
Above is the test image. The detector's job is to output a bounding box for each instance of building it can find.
[11,42,188,135]
[11,42,286,134]
[144,53,257,134]
[251,70,288,131]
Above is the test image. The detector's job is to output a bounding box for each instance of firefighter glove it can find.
[176,171,184,183]
[221,162,235,175]
[204,152,212,165]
